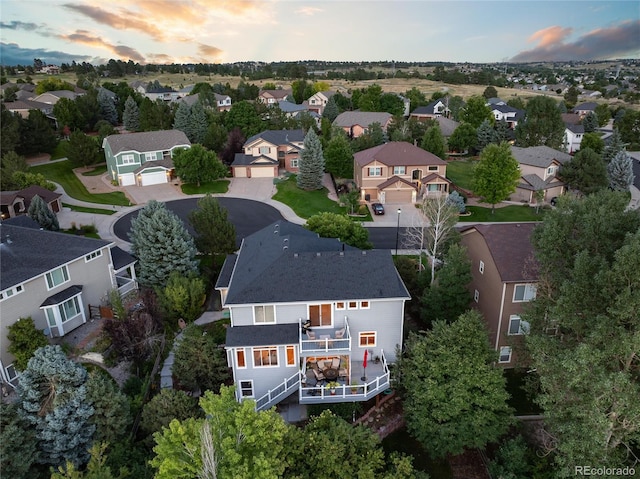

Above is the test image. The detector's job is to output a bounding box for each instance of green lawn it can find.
[273,175,345,219]
[181,180,230,195]
[31,160,131,206]
[445,159,477,191]
[82,164,107,176]
[62,203,116,215]
[459,205,545,222]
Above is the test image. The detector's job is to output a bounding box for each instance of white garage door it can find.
[234,167,247,178]
[119,173,135,186]
[250,167,275,178]
[141,171,168,186]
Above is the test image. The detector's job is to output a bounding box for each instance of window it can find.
[85,250,102,262]
[59,296,81,323]
[121,154,135,165]
[335,302,345,310]
[145,152,157,161]
[5,364,17,381]
[0,284,23,301]
[474,289,479,303]
[359,332,376,347]
[508,315,530,335]
[309,304,332,327]
[259,146,270,155]
[428,165,439,171]
[412,169,421,180]
[368,167,382,177]
[360,301,370,309]
[513,284,536,302]
[499,346,512,363]
[278,151,285,158]
[253,347,278,367]
[254,305,275,324]
[239,380,254,397]
[290,159,299,168]
[393,166,406,175]
[46,265,69,290]
[348,301,358,310]
[479,261,485,274]
[547,166,555,175]
[286,346,296,366]
[236,349,246,368]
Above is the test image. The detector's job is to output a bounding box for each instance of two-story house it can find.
[306,91,338,115]
[460,223,538,367]
[103,130,191,186]
[144,87,181,103]
[215,221,410,410]
[574,101,598,120]
[354,141,451,204]
[409,98,451,121]
[510,146,572,204]
[489,104,525,129]
[258,89,292,105]
[0,185,62,219]
[179,92,232,112]
[231,129,305,178]
[333,112,393,139]
[564,123,584,153]
[0,221,137,387]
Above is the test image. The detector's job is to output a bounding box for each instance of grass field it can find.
[445,159,477,191]
[180,180,230,195]
[273,175,345,219]
[460,204,545,222]
[62,203,115,215]
[31,160,130,206]
[50,141,69,160]
[82,164,108,176]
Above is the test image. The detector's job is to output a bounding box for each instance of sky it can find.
[0,0,639,66]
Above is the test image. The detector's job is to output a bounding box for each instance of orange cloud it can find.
[64,4,166,41]
[59,30,145,63]
[528,26,572,47]
[198,43,224,59]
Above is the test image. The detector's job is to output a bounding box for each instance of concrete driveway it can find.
[368,202,425,228]
[226,177,275,201]
[123,182,186,205]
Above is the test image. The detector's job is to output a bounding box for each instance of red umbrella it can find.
[363,350,368,369]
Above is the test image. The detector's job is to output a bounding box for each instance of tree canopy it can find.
[188,194,236,258]
[514,96,565,149]
[459,95,493,128]
[472,142,520,213]
[28,194,59,230]
[172,144,227,186]
[7,316,48,371]
[324,132,354,179]
[559,147,608,195]
[305,212,372,249]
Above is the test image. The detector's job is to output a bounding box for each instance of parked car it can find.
[371,203,385,215]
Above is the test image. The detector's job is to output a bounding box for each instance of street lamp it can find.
[395,208,401,256]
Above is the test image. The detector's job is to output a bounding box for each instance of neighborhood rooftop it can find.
[354,141,447,168]
[510,145,572,168]
[103,130,190,155]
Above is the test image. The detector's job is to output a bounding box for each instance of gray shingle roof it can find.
[215,254,237,289]
[575,102,598,111]
[1,224,111,289]
[333,111,392,128]
[40,285,83,307]
[510,146,572,168]
[354,141,446,168]
[520,174,549,191]
[104,130,190,155]
[565,123,585,134]
[110,246,136,270]
[245,129,305,146]
[226,323,299,347]
[231,153,278,167]
[223,221,409,305]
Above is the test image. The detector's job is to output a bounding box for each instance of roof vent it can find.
[362,251,366,255]
[274,223,279,234]
[294,253,298,258]
[316,252,321,257]
[339,251,344,256]
[283,245,288,251]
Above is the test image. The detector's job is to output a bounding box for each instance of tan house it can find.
[0,186,62,220]
[306,90,338,115]
[510,146,572,204]
[232,129,305,178]
[333,111,393,139]
[353,141,451,204]
[460,223,539,367]
[257,89,292,105]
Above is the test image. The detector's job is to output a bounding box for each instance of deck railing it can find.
[300,317,351,353]
[255,371,301,411]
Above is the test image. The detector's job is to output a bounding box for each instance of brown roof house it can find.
[232,129,305,178]
[0,186,62,220]
[333,111,393,139]
[510,146,572,205]
[460,223,539,367]
[353,141,451,204]
[258,89,292,105]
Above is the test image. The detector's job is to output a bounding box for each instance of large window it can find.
[121,154,136,165]
[286,346,296,366]
[508,315,530,335]
[259,146,271,155]
[254,305,275,324]
[368,167,382,177]
[46,266,69,290]
[5,364,17,381]
[59,296,81,323]
[290,159,299,168]
[499,346,512,363]
[309,304,332,327]
[513,284,536,302]
[236,349,246,368]
[393,166,406,175]
[145,152,157,161]
[239,380,254,398]
[359,331,376,347]
[253,347,278,367]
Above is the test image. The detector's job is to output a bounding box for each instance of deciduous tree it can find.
[305,212,372,249]
[579,131,605,154]
[459,95,493,128]
[324,132,353,178]
[7,317,48,371]
[19,109,57,155]
[159,272,206,323]
[515,96,565,149]
[421,125,447,160]
[297,128,325,190]
[172,144,226,187]
[472,142,520,213]
[447,123,477,153]
[482,86,498,99]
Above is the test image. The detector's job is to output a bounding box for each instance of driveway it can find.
[226,178,275,201]
[123,182,186,205]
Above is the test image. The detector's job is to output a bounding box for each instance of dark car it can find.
[371,203,385,215]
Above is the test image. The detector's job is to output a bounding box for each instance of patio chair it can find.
[306,330,316,340]
[331,357,341,369]
[334,327,346,339]
[312,368,325,382]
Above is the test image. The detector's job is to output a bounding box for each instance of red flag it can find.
[363,350,368,369]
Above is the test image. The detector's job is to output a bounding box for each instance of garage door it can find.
[234,167,247,178]
[119,173,135,186]
[384,189,412,203]
[141,171,168,186]
[250,167,275,178]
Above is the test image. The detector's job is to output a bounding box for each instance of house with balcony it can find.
[103,130,191,186]
[215,221,410,410]
[354,141,451,204]
[460,223,539,367]
[231,129,305,178]
[510,145,572,204]
[0,221,137,388]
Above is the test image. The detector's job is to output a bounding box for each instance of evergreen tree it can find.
[297,128,325,190]
[17,345,95,467]
[28,194,59,231]
[494,118,511,143]
[85,372,131,445]
[1,402,39,478]
[602,128,625,164]
[421,125,447,160]
[19,109,57,156]
[476,119,498,151]
[140,389,201,438]
[97,89,118,125]
[188,194,236,259]
[189,100,208,144]
[582,111,598,133]
[122,96,139,131]
[607,150,635,191]
[129,200,198,287]
[7,316,48,371]
[322,95,339,122]
[323,132,354,178]
[448,123,477,153]
[172,101,191,136]
[0,151,28,190]
[159,272,207,323]
[1,106,22,156]
[67,130,101,167]
[559,147,608,195]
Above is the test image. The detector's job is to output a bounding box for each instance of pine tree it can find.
[129,200,198,287]
[602,129,626,164]
[421,125,447,160]
[322,96,339,122]
[28,194,59,230]
[297,128,325,190]
[188,195,236,258]
[607,150,635,191]
[173,101,191,137]
[17,345,95,468]
[495,119,511,143]
[122,96,139,132]
[97,89,118,125]
[582,111,599,133]
[85,372,131,445]
[189,101,208,144]
[476,119,499,152]
[1,402,39,478]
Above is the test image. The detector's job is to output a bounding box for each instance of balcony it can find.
[115,276,137,296]
[299,317,351,354]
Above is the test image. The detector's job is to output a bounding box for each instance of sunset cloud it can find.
[198,43,224,60]
[512,20,640,62]
[59,30,145,63]
[296,7,323,16]
[0,21,39,31]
